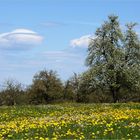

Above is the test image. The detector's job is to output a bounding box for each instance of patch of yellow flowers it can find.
[0,103,140,139]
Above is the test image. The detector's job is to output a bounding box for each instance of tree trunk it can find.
[111,87,118,103]
[112,90,117,103]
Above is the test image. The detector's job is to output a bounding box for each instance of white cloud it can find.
[70,34,92,48]
[0,28,43,50]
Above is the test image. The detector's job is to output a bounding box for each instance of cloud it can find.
[38,48,87,80]
[0,29,43,50]
[0,45,87,84]
[70,34,92,48]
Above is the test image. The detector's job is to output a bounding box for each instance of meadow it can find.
[0,103,140,139]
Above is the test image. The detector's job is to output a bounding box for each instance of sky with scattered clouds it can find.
[0,0,139,85]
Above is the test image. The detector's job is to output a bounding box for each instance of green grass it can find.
[0,103,140,139]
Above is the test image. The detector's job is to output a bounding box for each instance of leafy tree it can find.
[122,23,140,101]
[86,15,140,102]
[77,69,112,103]
[28,70,63,104]
[77,70,96,102]
[0,79,24,105]
[63,73,80,101]
[63,80,74,101]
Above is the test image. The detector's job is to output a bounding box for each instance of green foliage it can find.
[85,15,140,103]
[28,70,64,104]
[64,73,80,102]
[0,79,25,105]
[0,15,140,105]
[0,103,140,139]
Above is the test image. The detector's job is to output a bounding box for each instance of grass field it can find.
[0,103,140,139]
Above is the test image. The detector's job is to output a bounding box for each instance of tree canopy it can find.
[86,15,140,102]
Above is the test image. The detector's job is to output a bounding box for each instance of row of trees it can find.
[0,15,140,105]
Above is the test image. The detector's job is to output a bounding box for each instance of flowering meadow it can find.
[0,103,140,139]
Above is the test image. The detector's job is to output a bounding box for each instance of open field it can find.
[0,103,140,139]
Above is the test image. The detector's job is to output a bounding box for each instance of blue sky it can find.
[0,0,140,85]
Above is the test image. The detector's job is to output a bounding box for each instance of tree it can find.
[86,15,140,103]
[122,23,140,101]
[63,73,80,101]
[77,68,113,103]
[77,69,97,102]
[0,79,24,105]
[28,70,63,104]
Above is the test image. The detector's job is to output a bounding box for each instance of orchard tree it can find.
[86,15,140,102]
[28,70,63,104]
[122,23,140,100]
[63,73,80,101]
[0,79,24,105]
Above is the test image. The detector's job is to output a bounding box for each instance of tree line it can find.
[0,15,140,105]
